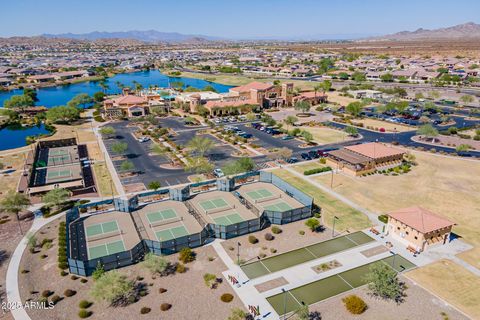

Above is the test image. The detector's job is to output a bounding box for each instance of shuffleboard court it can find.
[241,231,375,279]
[267,255,416,315]
[86,220,119,238]
[88,239,126,259]
[213,212,245,226]
[155,225,189,241]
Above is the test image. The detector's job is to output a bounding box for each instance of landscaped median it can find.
[271,169,372,232]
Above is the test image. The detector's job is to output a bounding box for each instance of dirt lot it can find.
[272,169,372,233]
[221,219,332,263]
[312,150,480,248]
[0,216,33,320]
[0,150,29,201]
[19,218,244,320]
[92,163,117,197]
[297,126,350,145]
[312,274,468,320]
[407,259,480,319]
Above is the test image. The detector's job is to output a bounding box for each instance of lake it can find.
[0,71,233,151]
[0,70,233,108]
[0,123,51,151]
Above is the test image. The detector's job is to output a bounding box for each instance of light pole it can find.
[237,242,241,265]
[282,288,288,320]
[332,216,339,238]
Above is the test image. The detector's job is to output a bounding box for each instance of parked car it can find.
[286,157,299,164]
[137,137,150,142]
[282,135,294,140]
[301,153,312,160]
[213,168,224,178]
[238,133,252,139]
[308,150,320,159]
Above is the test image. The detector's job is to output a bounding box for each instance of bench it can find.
[407,246,418,254]
[370,227,380,235]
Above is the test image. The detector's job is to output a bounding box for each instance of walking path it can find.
[6,209,66,320]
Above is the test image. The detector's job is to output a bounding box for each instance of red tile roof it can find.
[230,81,273,93]
[388,206,455,233]
[345,142,404,159]
[205,99,257,108]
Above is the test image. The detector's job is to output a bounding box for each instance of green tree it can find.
[185,156,214,175]
[414,92,424,100]
[345,101,363,117]
[0,191,30,233]
[141,253,169,275]
[99,126,116,138]
[428,91,440,100]
[3,95,34,110]
[456,144,471,152]
[301,130,314,144]
[222,158,255,175]
[98,80,110,94]
[42,188,69,208]
[67,93,93,109]
[203,85,218,93]
[364,262,406,302]
[90,270,135,305]
[344,126,359,136]
[284,115,298,129]
[352,71,366,82]
[147,181,162,190]
[23,88,38,102]
[179,247,196,263]
[380,73,394,82]
[119,161,134,172]
[93,91,106,102]
[460,95,474,106]
[305,218,320,232]
[294,101,311,115]
[187,136,215,157]
[245,112,257,121]
[92,262,105,280]
[111,142,128,155]
[46,106,80,124]
[227,308,250,320]
[417,124,439,142]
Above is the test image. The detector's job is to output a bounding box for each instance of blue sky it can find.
[2,0,479,38]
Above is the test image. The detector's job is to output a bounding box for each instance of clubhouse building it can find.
[326,142,405,176]
[387,206,456,253]
[67,172,313,276]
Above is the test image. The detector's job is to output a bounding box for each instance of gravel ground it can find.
[310,276,469,320]
[18,218,244,320]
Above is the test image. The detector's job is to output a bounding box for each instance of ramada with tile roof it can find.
[326,142,405,176]
[387,206,456,253]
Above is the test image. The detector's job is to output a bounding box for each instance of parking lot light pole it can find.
[332,216,339,238]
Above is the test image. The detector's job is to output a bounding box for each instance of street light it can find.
[332,216,339,238]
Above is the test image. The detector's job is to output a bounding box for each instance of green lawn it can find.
[272,169,372,232]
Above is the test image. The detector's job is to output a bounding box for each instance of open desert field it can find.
[313,151,480,247]
[407,259,480,319]
[272,169,372,232]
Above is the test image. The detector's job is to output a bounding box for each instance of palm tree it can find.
[0,191,30,234]
[99,80,110,94]
[313,84,322,99]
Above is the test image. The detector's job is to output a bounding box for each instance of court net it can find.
[255,194,281,204]
[87,229,122,242]
[206,204,235,215]
[150,216,183,228]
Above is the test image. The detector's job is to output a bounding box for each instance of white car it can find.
[213,168,224,178]
[138,137,150,142]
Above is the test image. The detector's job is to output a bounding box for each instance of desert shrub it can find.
[299,230,305,235]
[41,290,53,298]
[64,289,76,297]
[271,226,282,234]
[80,278,88,283]
[51,295,62,305]
[176,263,186,273]
[304,166,332,175]
[71,275,79,280]
[60,270,68,277]
[248,235,258,244]
[21,269,29,274]
[220,293,234,303]
[342,295,367,314]
[178,247,196,263]
[159,288,167,294]
[259,253,267,258]
[79,300,92,309]
[78,309,92,318]
[92,262,105,280]
[264,233,274,241]
[90,271,136,306]
[228,246,235,251]
[319,158,327,164]
[270,248,277,254]
[208,256,215,262]
[141,253,169,275]
[140,307,151,314]
[160,303,172,311]
[203,273,217,288]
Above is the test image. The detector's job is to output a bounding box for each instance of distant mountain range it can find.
[42,30,223,43]
[365,22,480,41]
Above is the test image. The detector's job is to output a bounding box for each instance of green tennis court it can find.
[246,188,273,200]
[241,232,374,279]
[213,212,245,226]
[48,154,71,162]
[147,208,177,224]
[267,255,415,315]
[88,239,126,259]
[199,198,229,211]
[155,225,189,241]
[47,169,72,180]
[263,201,292,212]
[86,220,119,238]
[49,149,69,156]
